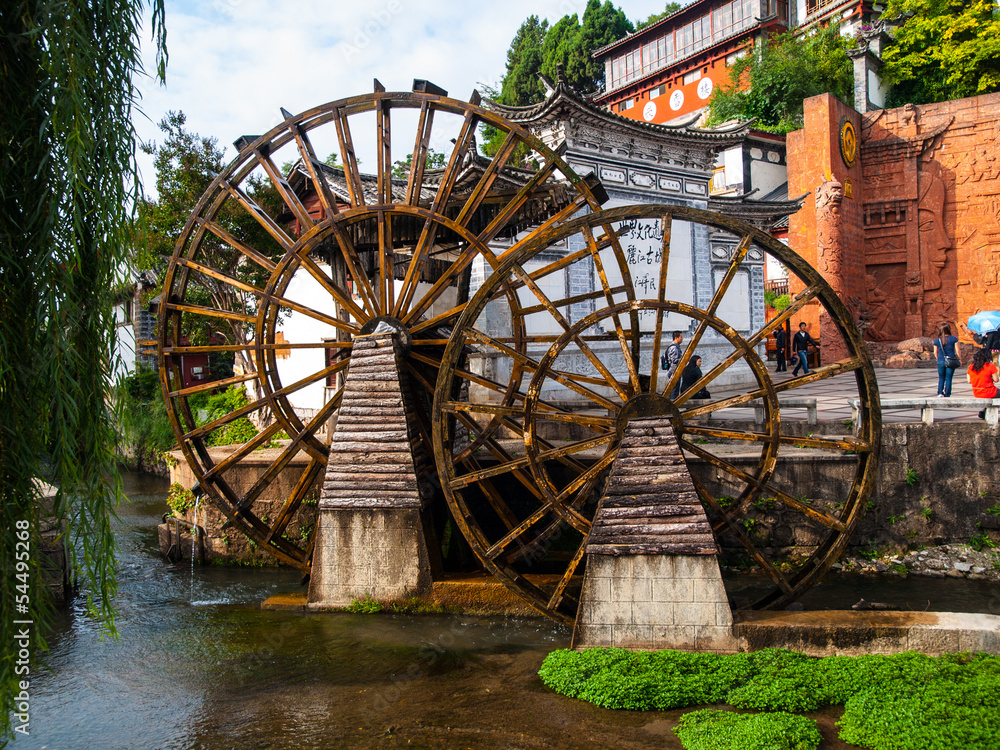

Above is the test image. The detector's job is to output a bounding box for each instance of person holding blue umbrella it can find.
[968,311,1000,367]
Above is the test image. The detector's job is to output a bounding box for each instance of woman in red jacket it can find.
[967,347,999,419]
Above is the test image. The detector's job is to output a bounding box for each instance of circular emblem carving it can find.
[669,89,684,111]
[839,117,858,168]
[643,100,657,121]
[696,77,713,100]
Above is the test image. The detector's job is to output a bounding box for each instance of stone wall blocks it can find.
[651,577,693,602]
[652,624,697,650]
[611,575,651,603]
[612,624,654,649]
[577,624,612,646]
[675,602,719,627]
[632,600,673,625]
[693,577,728,603]
[958,629,1000,653]
[606,602,634,627]
[907,626,960,654]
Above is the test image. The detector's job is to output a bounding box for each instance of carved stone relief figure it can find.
[905,270,923,317]
[918,160,951,292]
[864,273,892,341]
[815,178,845,293]
[922,292,954,337]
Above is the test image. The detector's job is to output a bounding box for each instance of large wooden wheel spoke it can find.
[159,84,601,570]
[433,204,880,622]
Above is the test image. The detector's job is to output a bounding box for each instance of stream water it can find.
[12,471,1000,750]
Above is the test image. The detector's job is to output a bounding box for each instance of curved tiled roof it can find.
[484,78,749,147]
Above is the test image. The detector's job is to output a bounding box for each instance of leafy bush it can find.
[539,648,1000,749]
[674,709,822,750]
[117,366,177,467]
[166,482,196,516]
[189,384,259,446]
[772,294,791,311]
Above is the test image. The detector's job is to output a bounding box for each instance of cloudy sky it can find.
[134,0,670,193]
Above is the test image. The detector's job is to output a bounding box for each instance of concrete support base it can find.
[735,610,1000,656]
[575,554,740,652]
[573,417,738,652]
[307,508,432,607]
[307,331,436,609]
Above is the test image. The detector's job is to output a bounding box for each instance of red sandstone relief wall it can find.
[787,94,864,362]
[790,91,1000,346]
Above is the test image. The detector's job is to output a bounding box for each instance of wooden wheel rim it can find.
[432,204,881,623]
[157,89,602,570]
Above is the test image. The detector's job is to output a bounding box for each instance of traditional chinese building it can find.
[591,0,876,125]
[485,76,802,387]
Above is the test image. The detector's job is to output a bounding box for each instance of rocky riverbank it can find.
[835,543,1000,581]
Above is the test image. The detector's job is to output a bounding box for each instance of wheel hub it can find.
[615,392,683,437]
[359,315,411,353]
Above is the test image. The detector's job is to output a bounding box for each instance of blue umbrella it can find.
[968,311,1000,335]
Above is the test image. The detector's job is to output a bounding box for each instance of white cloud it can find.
[135,0,668,194]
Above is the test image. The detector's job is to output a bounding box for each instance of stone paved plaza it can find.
[714,365,986,424]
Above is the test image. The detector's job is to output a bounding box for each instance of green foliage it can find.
[707,25,853,133]
[674,709,822,750]
[0,0,166,742]
[636,2,683,31]
[905,467,919,486]
[391,147,446,179]
[772,294,791,311]
[117,367,176,468]
[483,1,633,156]
[986,504,1000,516]
[346,594,385,613]
[343,594,452,615]
[134,112,286,386]
[969,524,996,551]
[881,0,1000,107]
[166,483,197,516]
[189,385,259,446]
[540,648,1000,750]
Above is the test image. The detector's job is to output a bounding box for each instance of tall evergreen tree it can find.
[498,15,549,107]
[483,3,634,156]
[0,1,166,741]
[579,0,635,88]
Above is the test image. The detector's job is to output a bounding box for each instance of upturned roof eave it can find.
[483,82,751,146]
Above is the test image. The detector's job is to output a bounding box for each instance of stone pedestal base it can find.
[308,508,432,607]
[306,331,436,609]
[575,554,739,652]
[572,417,738,652]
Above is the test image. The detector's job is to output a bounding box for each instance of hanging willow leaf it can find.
[0,1,166,742]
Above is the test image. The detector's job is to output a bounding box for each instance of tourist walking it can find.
[774,326,787,372]
[791,322,820,377]
[967,347,999,419]
[681,356,711,400]
[934,323,960,397]
[661,330,683,398]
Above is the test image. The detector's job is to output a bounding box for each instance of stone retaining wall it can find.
[700,422,1000,563]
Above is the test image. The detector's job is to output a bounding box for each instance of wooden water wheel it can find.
[156,83,605,569]
[431,205,881,624]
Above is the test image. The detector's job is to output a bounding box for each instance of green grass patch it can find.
[343,594,454,615]
[674,709,821,750]
[538,648,1000,750]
